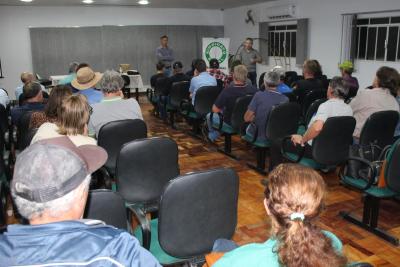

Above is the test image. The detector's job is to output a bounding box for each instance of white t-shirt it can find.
[31,122,97,146]
[308,98,353,145]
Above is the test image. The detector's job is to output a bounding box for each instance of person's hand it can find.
[291,134,304,146]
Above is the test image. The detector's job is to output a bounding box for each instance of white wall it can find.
[224,0,400,89]
[0,6,223,97]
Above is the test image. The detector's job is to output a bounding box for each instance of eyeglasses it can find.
[88,106,93,116]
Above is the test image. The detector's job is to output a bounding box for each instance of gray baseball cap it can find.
[12,136,107,203]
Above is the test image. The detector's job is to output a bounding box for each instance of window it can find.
[355,16,400,62]
[268,24,297,58]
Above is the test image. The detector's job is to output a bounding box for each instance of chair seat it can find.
[166,104,177,111]
[297,125,306,135]
[134,219,184,265]
[284,152,324,169]
[212,122,236,134]
[241,134,271,148]
[341,175,369,190]
[182,111,201,119]
[341,175,398,198]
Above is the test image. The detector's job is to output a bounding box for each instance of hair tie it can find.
[290,212,305,221]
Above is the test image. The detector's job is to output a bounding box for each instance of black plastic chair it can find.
[121,75,131,99]
[340,139,400,246]
[297,98,327,135]
[181,86,221,136]
[16,112,35,151]
[134,168,239,265]
[242,102,301,174]
[301,89,326,118]
[166,81,190,128]
[211,95,253,159]
[116,137,179,232]
[282,92,297,102]
[282,116,356,169]
[84,189,128,231]
[258,72,266,89]
[97,119,147,186]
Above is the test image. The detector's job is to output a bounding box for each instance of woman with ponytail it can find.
[212,163,347,267]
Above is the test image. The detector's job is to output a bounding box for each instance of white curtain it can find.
[340,14,357,63]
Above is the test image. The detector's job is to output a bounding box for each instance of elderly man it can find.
[89,70,143,137]
[204,65,256,142]
[11,82,45,125]
[15,72,46,100]
[0,136,160,266]
[244,71,288,142]
[236,38,262,86]
[156,35,174,77]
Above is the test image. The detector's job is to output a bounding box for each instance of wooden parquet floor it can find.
[140,98,400,267]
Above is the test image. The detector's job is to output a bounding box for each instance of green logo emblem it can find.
[205,41,227,63]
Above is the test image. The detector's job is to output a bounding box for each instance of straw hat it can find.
[71,67,102,90]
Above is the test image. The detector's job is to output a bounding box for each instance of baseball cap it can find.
[12,136,107,203]
[173,61,183,69]
[339,60,354,71]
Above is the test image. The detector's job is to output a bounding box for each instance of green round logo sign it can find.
[205,42,227,63]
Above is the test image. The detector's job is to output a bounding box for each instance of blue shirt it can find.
[277,83,292,94]
[189,72,217,105]
[0,220,161,267]
[213,231,342,267]
[156,46,174,67]
[247,90,288,141]
[59,73,76,85]
[77,88,103,105]
[11,102,45,125]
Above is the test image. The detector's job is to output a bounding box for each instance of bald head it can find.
[20,72,35,84]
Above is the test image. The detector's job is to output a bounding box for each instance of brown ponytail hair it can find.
[265,164,347,267]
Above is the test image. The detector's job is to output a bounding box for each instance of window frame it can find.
[268,24,297,58]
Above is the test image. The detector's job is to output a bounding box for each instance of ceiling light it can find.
[82,0,94,4]
[20,0,33,2]
[138,0,150,5]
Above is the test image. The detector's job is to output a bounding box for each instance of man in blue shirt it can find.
[71,67,103,105]
[189,59,217,105]
[0,136,161,267]
[156,35,174,77]
[11,82,45,125]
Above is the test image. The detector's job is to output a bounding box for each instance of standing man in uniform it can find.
[236,38,262,86]
[156,35,174,77]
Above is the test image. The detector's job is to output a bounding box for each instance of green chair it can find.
[211,95,253,159]
[281,116,356,170]
[242,102,301,175]
[340,139,400,246]
[134,168,239,265]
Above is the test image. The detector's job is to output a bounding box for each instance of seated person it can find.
[189,59,217,105]
[11,82,45,125]
[212,163,346,267]
[207,58,227,83]
[59,61,79,85]
[350,66,400,139]
[89,70,143,137]
[32,95,96,146]
[224,60,252,88]
[169,61,190,86]
[150,61,166,89]
[339,60,359,95]
[30,85,72,129]
[71,67,103,105]
[0,88,9,109]
[290,77,353,157]
[185,59,196,78]
[312,59,329,90]
[0,136,160,267]
[205,65,256,142]
[293,59,324,104]
[244,71,288,142]
[271,66,292,93]
[15,72,46,100]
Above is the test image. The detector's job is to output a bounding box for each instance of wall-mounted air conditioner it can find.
[266,5,297,20]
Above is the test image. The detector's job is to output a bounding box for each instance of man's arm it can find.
[253,50,262,64]
[244,110,255,122]
[291,120,324,146]
[212,104,222,113]
[156,48,174,62]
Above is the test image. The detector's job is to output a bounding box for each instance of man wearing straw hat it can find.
[71,67,103,105]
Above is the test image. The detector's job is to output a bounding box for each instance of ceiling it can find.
[0,0,273,9]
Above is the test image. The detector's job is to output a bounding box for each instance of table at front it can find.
[50,75,69,87]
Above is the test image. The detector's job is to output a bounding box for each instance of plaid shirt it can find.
[207,68,227,82]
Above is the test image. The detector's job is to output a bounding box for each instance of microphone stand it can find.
[0,58,3,78]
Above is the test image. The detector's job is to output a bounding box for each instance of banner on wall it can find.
[202,38,230,74]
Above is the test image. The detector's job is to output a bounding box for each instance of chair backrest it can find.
[0,104,8,135]
[17,112,34,151]
[385,139,400,193]
[116,137,179,204]
[193,86,221,117]
[266,102,301,141]
[258,72,266,89]
[169,81,190,108]
[216,79,224,90]
[154,77,170,96]
[158,168,239,258]
[282,92,297,102]
[359,111,399,149]
[302,90,326,116]
[230,95,253,132]
[304,98,327,126]
[312,116,356,165]
[121,75,130,87]
[98,119,147,173]
[84,189,128,230]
